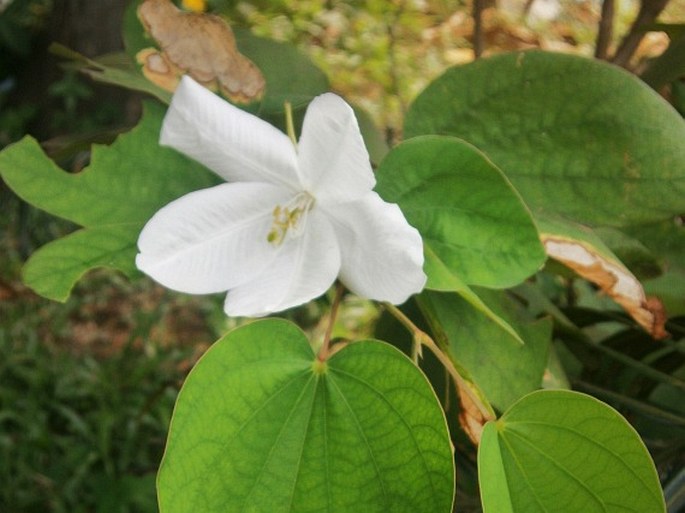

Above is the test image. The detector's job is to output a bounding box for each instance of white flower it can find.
[136,76,426,317]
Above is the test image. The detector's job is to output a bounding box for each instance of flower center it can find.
[267,191,316,246]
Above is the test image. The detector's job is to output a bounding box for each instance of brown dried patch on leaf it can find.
[543,236,668,339]
[456,383,490,446]
[137,0,265,103]
[136,47,181,92]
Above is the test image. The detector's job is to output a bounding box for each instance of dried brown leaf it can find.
[137,0,265,103]
[456,383,490,446]
[543,236,668,339]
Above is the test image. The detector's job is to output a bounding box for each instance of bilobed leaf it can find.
[157,319,455,513]
[420,289,552,411]
[405,51,685,227]
[478,390,666,513]
[0,102,220,301]
[375,135,545,291]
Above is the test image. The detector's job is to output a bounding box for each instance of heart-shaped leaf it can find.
[405,51,685,227]
[375,135,545,290]
[478,389,666,513]
[158,319,455,513]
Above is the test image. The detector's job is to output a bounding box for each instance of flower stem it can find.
[284,101,297,147]
[318,282,346,362]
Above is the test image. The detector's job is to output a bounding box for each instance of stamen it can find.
[267,192,315,245]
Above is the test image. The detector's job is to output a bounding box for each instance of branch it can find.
[595,0,615,60]
[473,0,485,58]
[612,0,671,68]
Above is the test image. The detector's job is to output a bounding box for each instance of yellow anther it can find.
[267,192,315,246]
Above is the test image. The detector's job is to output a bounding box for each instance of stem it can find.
[612,0,670,68]
[473,0,485,58]
[595,0,615,60]
[317,283,345,362]
[384,1,407,143]
[572,380,685,427]
[383,302,423,363]
[284,101,297,147]
[383,303,494,421]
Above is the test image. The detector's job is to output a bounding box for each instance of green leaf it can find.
[234,27,330,116]
[592,227,662,280]
[405,50,685,227]
[353,103,389,166]
[158,319,455,513]
[22,227,137,301]
[50,43,172,103]
[375,135,545,290]
[478,390,666,513]
[627,218,685,274]
[0,102,220,301]
[420,290,552,411]
[627,218,685,315]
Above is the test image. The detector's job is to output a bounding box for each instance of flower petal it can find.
[224,210,340,317]
[297,93,375,203]
[136,182,292,294]
[325,192,426,304]
[161,76,301,189]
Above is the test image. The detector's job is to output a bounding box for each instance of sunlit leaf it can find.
[375,135,545,290]
[479,390,666,513]
[158,319,455,513]
[405,51,685,227]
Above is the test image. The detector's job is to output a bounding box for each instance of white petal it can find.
[297,93,375,203]
[136,182,292,294]
[161,76,301,189]
[325,192,426,304]
[224,210,340,317]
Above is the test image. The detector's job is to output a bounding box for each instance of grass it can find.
[0,193,217,512]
